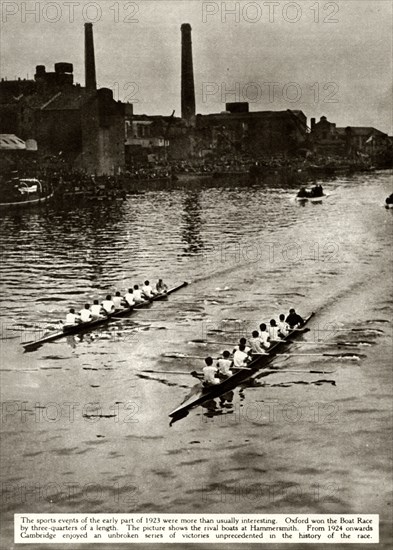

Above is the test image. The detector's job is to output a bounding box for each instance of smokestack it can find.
[85,23,96,91]
[181,23,196,124]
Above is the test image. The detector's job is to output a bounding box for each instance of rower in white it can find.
[233,337,251,354]
[133,285,145,304]
[90,299,105,319]
[124,288,135,307]
[216,350,233,379]
[268,319,282,342]
[277,313,289,337]
[156,278,168,294]
[233,344,251,368]
[64,308,79,327]
[202,357,220,386]
[101,295,115,315]
[113,291,123,310]
[79,303,93,323]
[142,280,156,299]
[249,330,268,354]
[259,323,271,349]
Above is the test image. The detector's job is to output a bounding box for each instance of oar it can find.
[286,341,363,347]
[312,328,384,333]
[208,328,375,334]
[190,339,236,345]
[142,368,335,376]
[164,352,360,360]
[163,353,220,359]
[142,369,202,377]
[251,368,336,374]
[8,327,47,332]
[191,339,361,347]
[265,353,361,360]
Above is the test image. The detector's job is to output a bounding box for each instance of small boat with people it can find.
[169,310,314,422]
[22,280,187,351]
[0,178,54,210]
[296,184,326,202]
[385,193,393,209]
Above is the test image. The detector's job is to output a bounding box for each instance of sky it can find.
[1,0,392,133]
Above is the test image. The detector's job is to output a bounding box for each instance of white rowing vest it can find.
[233,349,248,367]
[65,313,77,325]
[217,358,232,376]
[102,300,115,313]
[133,289,143,301]
[124,293,135,306]
[80,309,92,323]
[268,326,280,341]
[91,304,102,316]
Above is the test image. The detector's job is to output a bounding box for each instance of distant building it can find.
[310,116,389,157]
[195,105,308,157]
[0,25,131,175]
[337,126,389,156]
[125,114,194,165]
[0,134,38,178]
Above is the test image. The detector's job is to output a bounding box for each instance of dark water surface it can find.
[0,172,392,549]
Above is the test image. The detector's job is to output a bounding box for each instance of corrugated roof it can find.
[336,127,387,137]
[0,134,26,150]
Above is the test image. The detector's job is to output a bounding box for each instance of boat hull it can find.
[0,192,54,210]
[169,313,314,420]
[296,194,326,202]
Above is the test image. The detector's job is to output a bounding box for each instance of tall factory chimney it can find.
[85,22,97,90]
[181,23,196,124]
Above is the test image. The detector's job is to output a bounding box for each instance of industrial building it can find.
[310,116,390,157]
[1,22,314,174]
[0,24,131,175]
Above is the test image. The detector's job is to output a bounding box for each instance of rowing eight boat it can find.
[169,312,314,422]
[22,281,188,352]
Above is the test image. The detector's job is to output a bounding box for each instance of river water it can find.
[0,171,392,549]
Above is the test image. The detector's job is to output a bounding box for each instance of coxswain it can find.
[64,308,79,327]
[113,291,123,310]
[268,319,282,341]
[202,357,220,386]
[124,288,135,307]
[277,314,289,337]
[297,187,307,198]
[133,285,145,304]
[90,299,105,319]
[216,350,233,379]
[79,303,93,323]
[233,344,250,368]
[156,279,168,294]
[259,323,271,349]
[142,280,156,299]
[285,308,304,328]
[249,330,268,354]
[101,295,115,315]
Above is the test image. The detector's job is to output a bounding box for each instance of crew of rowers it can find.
[63,279,168,327]
[202,309,304,387]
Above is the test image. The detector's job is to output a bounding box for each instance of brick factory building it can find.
[0,25,131,175]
